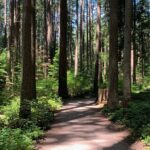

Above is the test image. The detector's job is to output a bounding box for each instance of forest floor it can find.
[37,98,144,150]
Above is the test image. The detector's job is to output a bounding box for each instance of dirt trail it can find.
[37,98,144,150]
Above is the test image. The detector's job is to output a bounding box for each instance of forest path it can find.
[37,98,144,150]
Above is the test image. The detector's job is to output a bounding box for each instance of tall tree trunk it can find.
[3,0,7,47]
[58,0,68,99]
[80,0,83,71]
[86,0,89,70]
[141,32,144,81]
[43,0,48,78]
[82,2,85,67]
[89,0,92,70]
[31,0,36,99]
[132,0,137,84]
[20,0,35,119]
[108,0,119,109]
[44,0,48,55]
[94,0,102,97]
[14,0,20,54]
[52,0,56,58]
[8,0,15,84]
[75,0,79,77]
[57,2,60,48]
[13,0,21,85]
[123,0,132,102]
[47,0,53,62]
[68,0,73,68]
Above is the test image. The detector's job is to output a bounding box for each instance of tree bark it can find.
[75,0,79,77]
[8,0,15,83]
[132,0,137,84]
[14,0,20,53]
[80,0,84,71]
[89,0,93,71]
[47,0,53,62]
[20,0,35,119]
[94,0,102,97]
[31,0,36,99]
[58,0,68,99]
[108,0,119,109]
[86,0,89,70]
[3,0,7,47]
[123,0,132,102]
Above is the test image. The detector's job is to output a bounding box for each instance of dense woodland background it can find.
[0,0,150,149]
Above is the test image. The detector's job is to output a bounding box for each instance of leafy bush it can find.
[31,96,62,129]
[2,97,20,124]
[0,128,33,150]
[0,116,5,129]
[1,95,62,128]
[25,125,44,140]
[67,71,92,96]
[37,51,93,97]
[47,97,62,111]
[132,77,150,93]
[142,124,150,145]
[0,51,7,91]
[36,50,59,97]
[102,96,150,145]
[37,79,58,97]
[31,100,54,129]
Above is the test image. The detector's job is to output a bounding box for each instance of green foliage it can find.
[0,95,60,149]
[142,124,150,145]
[99,52,109,62]
[31,99,54,129]
[48,97,62,111]
[0,50,7,91]
[37,50,59,97]
[102,92,150,145]
[31,96,62,129]
[37,78,58,97]
[48,50,59,80]
[25,124,44,140]
[132,77,150,93]
[0,36,6,49]
[1,95,62,129]
[2,97,20,124]
[0,124,43,150]
[67,71,92,96]
[0,115,5,129]
[0,128,33,150]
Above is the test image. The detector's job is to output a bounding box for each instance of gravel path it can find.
[37,98,144,150]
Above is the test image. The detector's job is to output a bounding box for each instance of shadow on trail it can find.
[38,98,144,150]
[58,101,95,113]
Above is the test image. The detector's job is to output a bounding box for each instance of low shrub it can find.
[2,98,20,124]
[0,50,7,91]
[0,91,62,149]
[132,77,150,93]
[67,71,92,96]
[1,95,62,129]
[48,97,62,111]
[142,124,150,145]
[102,94,150,145]
[0,128,33,150]
[31,100,54,129]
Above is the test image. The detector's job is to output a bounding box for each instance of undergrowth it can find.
[102,91,150,146]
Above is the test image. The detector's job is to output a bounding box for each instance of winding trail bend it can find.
[37,98,144,150]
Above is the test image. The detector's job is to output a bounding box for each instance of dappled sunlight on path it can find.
[37,98,144,150]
